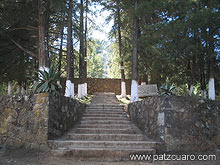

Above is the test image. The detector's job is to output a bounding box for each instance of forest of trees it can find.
[0,0,219,101]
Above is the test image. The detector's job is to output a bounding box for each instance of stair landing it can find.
[49,93,160,161]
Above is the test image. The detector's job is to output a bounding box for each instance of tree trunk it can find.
[131,0,139,103]
[116,0,126,98]
[201,71,207,98]
[141,73,148,85]
[208,57,215,100]
[38,0,49,71]
[8,81,12,95]
[21,83,26,95]
[78,0,85,99]
[200,55,207,98]
[44,1,50,66]
[208,36,215,100]
[83,0,88,97]
[57,26,64,85]
[65,0,75,99]
[189,57,195,96]
[58,25,64,74]
[16,81,22,94]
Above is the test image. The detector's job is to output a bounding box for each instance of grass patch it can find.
[116,95,131,105]
[75,94,93,104]
[116,95,145,105]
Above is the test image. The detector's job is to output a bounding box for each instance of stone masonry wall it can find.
[0,93,85,150]
[48,95,86,139]
[0,94,49,150]
[127,96,220,152]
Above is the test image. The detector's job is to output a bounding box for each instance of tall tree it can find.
[78,0,85,98]
[116,0,127,98]
[65,0,75,98]
[38,0,49,71]
[131,0,139,102]
[83,0,89,97]
[58,25,64,75]
[208,31,216,100]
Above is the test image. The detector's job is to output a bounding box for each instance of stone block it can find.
[138,84,158,97]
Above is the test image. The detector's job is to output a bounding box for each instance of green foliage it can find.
[0,0,220,98]
[160,83,176,96]
[107,0,220,97]
[87,39,105,78]
[33,64,62,96]
[0,83,7,95]
[106,43,121,78]
[75,94,93,104]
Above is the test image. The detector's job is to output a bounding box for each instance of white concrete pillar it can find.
[189,85,194,96]
[208,78,215,100]
[8,81,12,95]
[84,83,88,97]
[65,80,74,99]
[131,80,139,103]
[121,81,126,98]
[78,84,82,99]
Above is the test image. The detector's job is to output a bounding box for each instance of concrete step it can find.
[88,104,124,108]
[66,133,145,141]
[49,140,158,149]
[83,113,126,118]
[51,147,156,160]
[78,124,132,129]
[85,110,126,115]
[80,120,130,125]
[86,107,124,110]
[82,116,128,121]
[86,108,124,111]
[76,128,136,134]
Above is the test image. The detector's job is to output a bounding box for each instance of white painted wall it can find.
[81,83,85,97]
[189,85,194,96]
[131,80,139,103]
[8,81,12,95]
[78,84,82,99]
[121,82,126,98]
[84,83,87,97]
[65,80,74,99]
[208,78,215,100]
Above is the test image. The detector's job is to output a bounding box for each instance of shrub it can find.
[33,64,62,96]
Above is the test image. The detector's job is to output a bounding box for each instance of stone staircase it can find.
[49,93,160,160]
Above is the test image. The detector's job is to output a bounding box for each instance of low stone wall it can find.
[127,96,220,152]
[0,94,49,150]
[48,95,86,139]
[0,93,85,150]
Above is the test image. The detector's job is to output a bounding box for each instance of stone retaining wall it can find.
[127,96,220,152]
[0,94,85,150]
[48,95,86,139]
